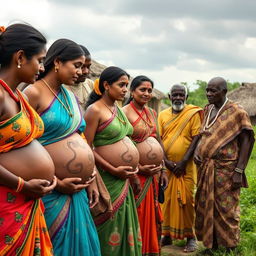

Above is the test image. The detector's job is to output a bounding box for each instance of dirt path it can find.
[161,244,201,256]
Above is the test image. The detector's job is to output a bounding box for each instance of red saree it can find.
[0,80,53,255]
[130,102,163,256]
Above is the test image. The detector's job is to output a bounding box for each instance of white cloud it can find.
[2,0,256,95]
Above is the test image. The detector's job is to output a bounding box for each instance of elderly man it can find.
[158,84,203,252]
[194,77,254,252]
[64,45,93,114]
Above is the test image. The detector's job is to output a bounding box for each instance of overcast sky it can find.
[2,0,256,93]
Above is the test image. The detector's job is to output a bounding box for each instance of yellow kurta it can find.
[158,104,202,239]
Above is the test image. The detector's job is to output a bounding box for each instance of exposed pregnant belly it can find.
[45,133,95,183]
[0,140,55,182]
[95,136,139,170]
[136,137,164,166]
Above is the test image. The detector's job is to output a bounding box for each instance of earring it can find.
[54,66,58,73]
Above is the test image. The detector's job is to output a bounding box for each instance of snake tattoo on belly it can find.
[66,140,94,174]
[146,138,158,160]
[120,137,134,163]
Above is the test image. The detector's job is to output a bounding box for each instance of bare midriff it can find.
[45,133,95,183]
[136,137,164,166]
[0,140,55,182]
[95,136,139,170]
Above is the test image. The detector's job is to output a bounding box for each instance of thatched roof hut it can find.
[88,59,165,113]
[227,82,256,124]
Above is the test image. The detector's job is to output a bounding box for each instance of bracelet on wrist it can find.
[234,167,244,174]
[16,177,25,192]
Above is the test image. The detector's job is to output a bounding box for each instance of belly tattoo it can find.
[146,138,157,160]
[120,137,134,163]
[65,140,93,174]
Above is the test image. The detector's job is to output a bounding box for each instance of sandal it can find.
[183,237,198,253]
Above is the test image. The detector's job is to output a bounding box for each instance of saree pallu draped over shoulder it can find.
[194,101,254,248]
[129,103,162,256]
[158,104,202,240]
[0,89,53,255]
[94,106,142,256]
[39,86,101,256]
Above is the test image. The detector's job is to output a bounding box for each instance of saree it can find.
[0,82,53,255]
[129,102,162,256]
[94,105,142,256]
[0,187,53,256]
[194,101,254,248]
[158,104,202,239]
[39,85,101,256]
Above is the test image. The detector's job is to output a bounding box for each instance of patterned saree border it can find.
[16,199,39,255]
[48,196,71,239]
[94,180,129,226]
[135,176,153,208]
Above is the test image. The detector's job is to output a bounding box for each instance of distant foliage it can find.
[162,80,241,108]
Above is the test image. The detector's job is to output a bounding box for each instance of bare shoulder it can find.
[122,104,129,114]
[84,102,102,121]
[23,82,42,109]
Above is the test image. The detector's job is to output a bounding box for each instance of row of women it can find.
[0,23,168,256]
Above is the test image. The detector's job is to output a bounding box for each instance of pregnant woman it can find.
[24,39,101,256]
[123,75,168,256]
[0,24,56,255]
[84,66,142,256]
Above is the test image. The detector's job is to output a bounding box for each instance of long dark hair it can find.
[0,23,46,68]
[125,75,154,105]
[39,38,84,78]
[80,45,90,58]
[86,66,129,107]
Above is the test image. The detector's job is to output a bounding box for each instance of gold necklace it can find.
[41,79,73,117]
[101,101,126,124]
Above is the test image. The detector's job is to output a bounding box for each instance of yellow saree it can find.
[158,104,202,239]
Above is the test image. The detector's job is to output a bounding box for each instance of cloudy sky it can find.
[2,0,256,93]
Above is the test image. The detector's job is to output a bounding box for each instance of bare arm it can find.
[84,104,116,173]
[237,130,254,170]
[172,135,201,178]
[232,130,255,189]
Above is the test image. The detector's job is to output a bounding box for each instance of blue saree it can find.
[39,85,101,256]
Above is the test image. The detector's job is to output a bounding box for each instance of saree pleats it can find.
[95,169,142,256]
[43,190,101,256]
[0,187,53,256]
[136,175,162,256]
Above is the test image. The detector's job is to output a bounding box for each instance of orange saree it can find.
[0,80,53,255]
[130,102,163,256]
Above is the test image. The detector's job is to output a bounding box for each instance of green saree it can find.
[94,106,142,256]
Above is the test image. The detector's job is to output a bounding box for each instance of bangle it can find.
[234,167,244,174]
[16,177,25,192]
